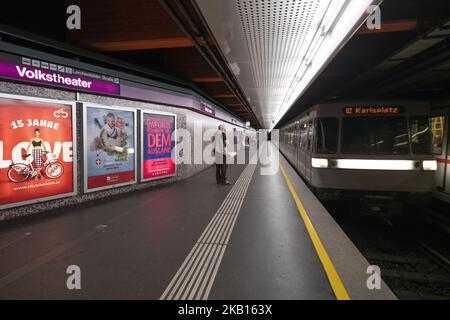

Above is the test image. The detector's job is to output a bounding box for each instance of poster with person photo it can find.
[0,94,77,209]
[83,104,136,192]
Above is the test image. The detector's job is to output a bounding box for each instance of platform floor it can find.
[0,144,395,300]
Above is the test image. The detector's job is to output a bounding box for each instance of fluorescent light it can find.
[335,159,417,171]
[195,0,381,128]
[270,0,380,130]
[312,158,329,168]
[321,0,347,35]
[422,160,437,171]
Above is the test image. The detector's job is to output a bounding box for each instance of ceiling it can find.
[276,0,450,127]
[194,0,382,128]
[0,0,261,128]
[0,1,449,129]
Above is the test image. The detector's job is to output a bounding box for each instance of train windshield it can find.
[410,116,433,155]
[314,118,339,154]
[342,116,409,155]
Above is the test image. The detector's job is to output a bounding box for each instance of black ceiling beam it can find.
[158,0,261,128]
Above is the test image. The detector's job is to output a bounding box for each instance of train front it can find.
[311,103,437,214]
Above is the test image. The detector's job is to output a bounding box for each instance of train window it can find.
[342,116,409,155]
[307,121,313,150]
[410,116,434,155]
[300,123,307,149]
[314,118,338,154]
[430,116,445,155]
[288,126,295,145]
[293,127,296,145]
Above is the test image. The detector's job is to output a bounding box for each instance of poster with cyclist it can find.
[0,94,76,209]
[83,104,136,192]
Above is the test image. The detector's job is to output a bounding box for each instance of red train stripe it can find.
[436,158,450,164]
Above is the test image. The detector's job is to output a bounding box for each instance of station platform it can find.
[0,144,396,300]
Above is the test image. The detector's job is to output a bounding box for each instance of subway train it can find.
[278,101,438,214]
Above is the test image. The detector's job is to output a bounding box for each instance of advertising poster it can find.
[0,94,76,209]
[142,112,176,181]
[84,105,136,192]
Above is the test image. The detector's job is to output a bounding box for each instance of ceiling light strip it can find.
[271,0,381,129]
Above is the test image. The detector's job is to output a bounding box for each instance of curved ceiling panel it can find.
[195,0,382,128]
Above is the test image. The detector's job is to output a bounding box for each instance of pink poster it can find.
[142,112,175,180]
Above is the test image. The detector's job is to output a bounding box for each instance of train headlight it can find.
[422,160,437,171]
[334,159,416,170]
[312,158,329,169]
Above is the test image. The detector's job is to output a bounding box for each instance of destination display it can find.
[343,106,405,115]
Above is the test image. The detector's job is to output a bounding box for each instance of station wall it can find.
[0,80,245,221]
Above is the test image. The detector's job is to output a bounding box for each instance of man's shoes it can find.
[222,180,232,185]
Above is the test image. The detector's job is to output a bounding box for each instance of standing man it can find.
[213,124,231,185]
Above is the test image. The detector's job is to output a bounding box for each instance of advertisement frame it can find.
[0,92,78,210]
[140,109,177,183]
[82,103,137,193]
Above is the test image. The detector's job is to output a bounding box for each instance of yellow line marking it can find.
[279,162,350,300]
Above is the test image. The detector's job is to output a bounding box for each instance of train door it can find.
[305,120,314,182]
[431,109,449,195]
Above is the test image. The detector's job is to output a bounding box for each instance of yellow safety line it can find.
[279,163,350,300]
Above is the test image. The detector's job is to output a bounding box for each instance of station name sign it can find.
[200,101,215,116]
[343,106,405,115]
[0,55,120,95]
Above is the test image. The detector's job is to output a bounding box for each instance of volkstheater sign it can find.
[0,54,120,95]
